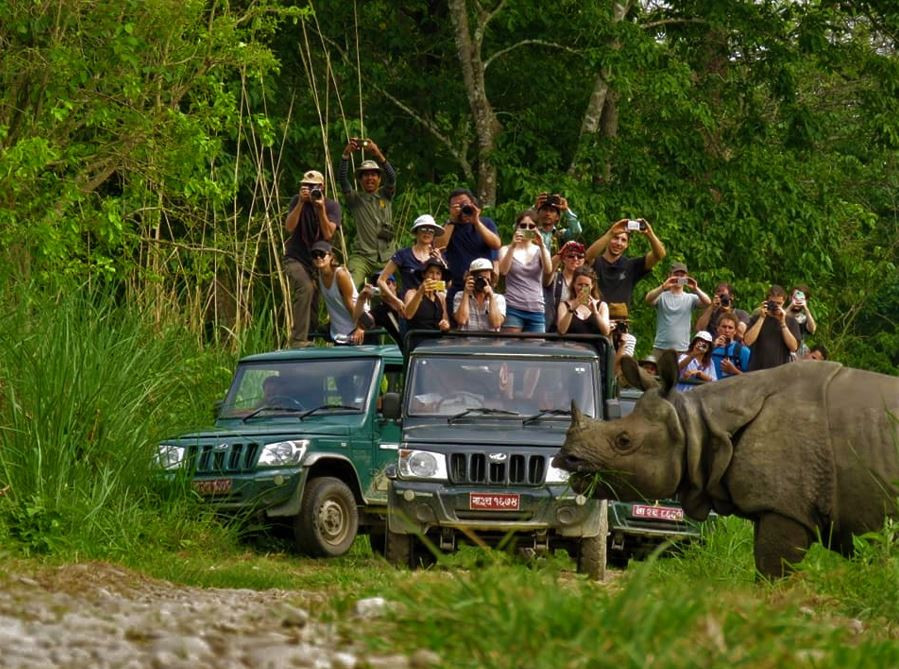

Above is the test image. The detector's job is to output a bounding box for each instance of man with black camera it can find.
[434,189,501,312]
[710,312,751,379]
[585,218,666,319]
[695,282,750,339]
[284,169,341,346]
[338,137,397,287]
[743,284,800,371]
[534,192,581,253]
[453,258,506,331]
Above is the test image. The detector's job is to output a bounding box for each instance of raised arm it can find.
[585,219,627,264]
[641,220,666,270]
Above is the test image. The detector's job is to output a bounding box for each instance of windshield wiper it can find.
[448,407,520,424]
[241,404,305,422]
[297,404,362,420]
[522,409,572,426]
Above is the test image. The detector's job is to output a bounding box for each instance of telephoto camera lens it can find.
[461,204,474,216]
[474,276,488,293]
[720,295,731,307]
[310,187,323,201]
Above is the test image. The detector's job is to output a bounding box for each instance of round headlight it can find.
[407,451,438,478]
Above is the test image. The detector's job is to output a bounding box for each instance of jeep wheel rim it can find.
[318,499,348,544]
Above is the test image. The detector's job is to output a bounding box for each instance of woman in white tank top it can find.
[310,241,363,344]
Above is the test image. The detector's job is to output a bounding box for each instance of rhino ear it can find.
[621,356,659,391]
[658,349,680,397]
[570,400,583,429]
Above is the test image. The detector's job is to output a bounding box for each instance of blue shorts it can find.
[503,306,546,333]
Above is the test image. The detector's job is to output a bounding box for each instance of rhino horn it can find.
[658,349,680,397]
[570,400,583,429]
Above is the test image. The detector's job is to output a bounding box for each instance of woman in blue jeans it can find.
[498,211,553,333]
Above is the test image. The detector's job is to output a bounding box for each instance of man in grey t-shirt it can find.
[643,261,711,358]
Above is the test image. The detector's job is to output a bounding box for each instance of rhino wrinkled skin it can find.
[553,351,899,578]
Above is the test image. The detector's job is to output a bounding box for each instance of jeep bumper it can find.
[388,480,604,540]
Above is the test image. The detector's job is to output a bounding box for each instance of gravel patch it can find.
[0,562,431,669]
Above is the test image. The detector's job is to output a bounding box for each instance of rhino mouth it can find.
[551,452,595,474]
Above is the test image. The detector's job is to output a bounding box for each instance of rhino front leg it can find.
[753,513,812,579]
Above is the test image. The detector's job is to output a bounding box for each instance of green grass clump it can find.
[0,281,236,558]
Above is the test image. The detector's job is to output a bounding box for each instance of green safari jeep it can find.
[156,345,404,556]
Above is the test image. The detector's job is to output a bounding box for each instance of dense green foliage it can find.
[1,1,896,369]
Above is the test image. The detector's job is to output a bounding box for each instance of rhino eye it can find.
[613,432,632,451]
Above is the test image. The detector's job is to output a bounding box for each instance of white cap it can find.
[411,214,443,233]
[693,331,714,344]
[468,258,493,273]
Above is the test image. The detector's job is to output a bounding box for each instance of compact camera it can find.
[676,277,688,286]
[369,286,381,296]
[545,194,561,207]
[309,187,324,201]
[351,137,371,148]
[473,276,488,293]
[626,219,647,232]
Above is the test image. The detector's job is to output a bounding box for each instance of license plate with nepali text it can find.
[469,493,520,511]
[631,504,684,522]
[192,478,232,495]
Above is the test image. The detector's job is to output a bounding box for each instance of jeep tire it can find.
[294,477,359,557]
[385,529,412,568]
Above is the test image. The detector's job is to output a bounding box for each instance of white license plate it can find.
[631,504,684,522]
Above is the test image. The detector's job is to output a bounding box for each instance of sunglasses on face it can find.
[565,253,585,260]
[311,251,329,260]
[417,227,436,235]
[301,183,320,189]
[518,223,537,229]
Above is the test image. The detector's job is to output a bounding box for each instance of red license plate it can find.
[631,504,684,522]
[192,478,232,495]
[469,493,520,511]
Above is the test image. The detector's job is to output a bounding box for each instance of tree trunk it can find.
[448,0,501,206]
[568,0,631,181]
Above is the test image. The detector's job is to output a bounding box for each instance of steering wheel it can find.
[266,395,305,410]
[436,391,485,412]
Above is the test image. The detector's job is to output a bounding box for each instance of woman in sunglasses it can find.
[544,240,586,332]
[377,214,444,315]
[676,330,718,392]
[497,211,553,333]
[310,241,365,345]
[557,266,611,336]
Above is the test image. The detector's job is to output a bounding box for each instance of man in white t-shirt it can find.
[644,261,711,358]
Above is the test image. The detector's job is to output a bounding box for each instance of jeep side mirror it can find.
[380,392,401,420]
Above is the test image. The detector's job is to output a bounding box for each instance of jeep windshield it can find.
[219,358,378,419]
[407,355,597,418]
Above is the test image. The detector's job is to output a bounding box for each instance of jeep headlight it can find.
[258,439,309,467]
[398,449,448,481]
[545,464,571,484]
[155,444,186,470]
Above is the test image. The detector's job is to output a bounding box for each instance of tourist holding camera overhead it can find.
[644,261,711,359]
[534,192,582,253]
[556,267,611,336]
[498,211,553,333]
[284,169,341,347]
[404,257,451,332]
[676,331,718,392]
[338,137,397,287]
[377,214,444,312]
[453,258,506,332]
[695,281,750,339]
[544,240,585,333]
[585,218,667,319]
[743,284,801,371]
[434,189,501,309]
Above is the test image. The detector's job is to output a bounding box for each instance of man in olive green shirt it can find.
[338,138,397,286]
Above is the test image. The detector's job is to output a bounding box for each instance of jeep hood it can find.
[170,421,356,443]
[402,421,567,448]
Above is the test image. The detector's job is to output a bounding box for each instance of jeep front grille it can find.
[187,442,260,473]
[449,452,547,485]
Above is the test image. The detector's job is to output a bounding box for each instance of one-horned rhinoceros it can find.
[553,350,899,578]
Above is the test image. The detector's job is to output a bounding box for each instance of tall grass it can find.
[0,279,237,557]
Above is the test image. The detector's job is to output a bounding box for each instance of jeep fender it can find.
[266,454,363,518]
